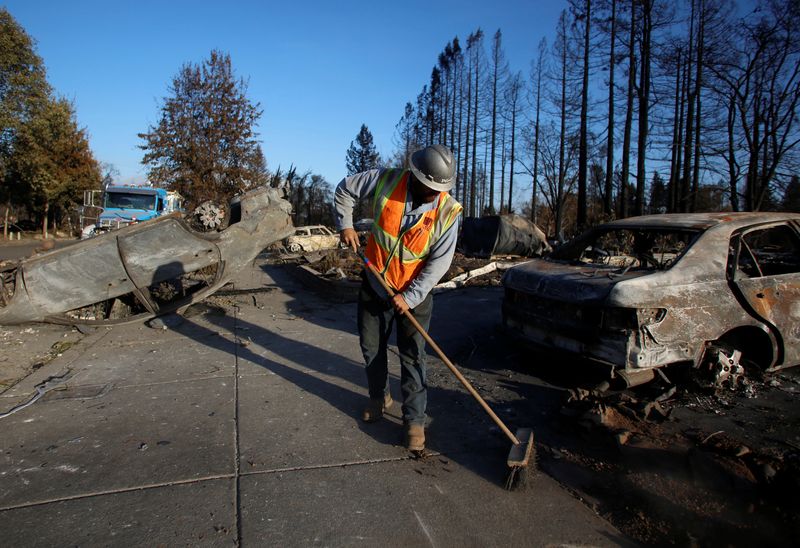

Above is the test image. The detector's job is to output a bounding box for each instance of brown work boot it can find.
[361,394,393,422]
[404,424,425,451]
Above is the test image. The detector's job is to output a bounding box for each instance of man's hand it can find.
[391,293,409,315]
[340,228,359,251]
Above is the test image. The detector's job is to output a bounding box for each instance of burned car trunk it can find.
[502,213,800,385]
[0,186,294,325]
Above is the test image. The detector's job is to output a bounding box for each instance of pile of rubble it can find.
[288,249,529,294]
[558,368,800,499]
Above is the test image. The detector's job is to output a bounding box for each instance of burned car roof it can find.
[0,186,294,325]
[502,212,800,386]
[599,211,800,231]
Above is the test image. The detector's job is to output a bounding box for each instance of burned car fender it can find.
[608,275,778,370]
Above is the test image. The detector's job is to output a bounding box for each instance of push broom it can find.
[357,250,535,490]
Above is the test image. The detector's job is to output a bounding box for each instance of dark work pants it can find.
[357,278,433,427]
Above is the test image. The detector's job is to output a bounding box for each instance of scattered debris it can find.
[284,249,531,302]
[0,371,73,419]
[433,261,521,292]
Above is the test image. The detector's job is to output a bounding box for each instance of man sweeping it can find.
[334,144,463,451]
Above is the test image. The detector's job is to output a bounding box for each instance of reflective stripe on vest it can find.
[365,169,462,292]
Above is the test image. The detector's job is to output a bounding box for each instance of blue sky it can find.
[3,0,564,187]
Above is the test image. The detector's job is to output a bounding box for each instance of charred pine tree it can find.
[573,0,592,229]
[463,32,475,214]
[603,0,618,218]
[470,29,484,218]
[724,89,740,211]
[500,117,507,211]
[506,72,523,213]
[635,0,653,217]
[690,0,706,212]
[667,45,684,212]
[531,38,546,224]
[556,12,570,239]
[489,29,508,214]
[438,48,450,146]
[681,0,698,212]
[450,38,462,175]
[619,0,637,219]
[428,67,441,146]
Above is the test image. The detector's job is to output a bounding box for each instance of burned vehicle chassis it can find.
[0,186,294,326]
[502,214,800,387]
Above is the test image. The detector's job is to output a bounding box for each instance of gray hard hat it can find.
[410,144,455,192]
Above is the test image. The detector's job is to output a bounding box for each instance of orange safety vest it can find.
[365,169,462,292]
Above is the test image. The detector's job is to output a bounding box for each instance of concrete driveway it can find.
[0,258,628,546]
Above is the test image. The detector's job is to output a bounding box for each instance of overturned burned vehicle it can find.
[502,213,800,386]
[0,186,293,325]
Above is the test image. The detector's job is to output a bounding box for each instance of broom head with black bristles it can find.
[505,428,535,491]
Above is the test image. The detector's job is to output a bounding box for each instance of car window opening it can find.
[550,228,699,271]
[741,224,800,277]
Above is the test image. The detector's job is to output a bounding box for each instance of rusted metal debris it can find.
[503,213,800,386]
[566,384,675,424]
[0,186,293,325]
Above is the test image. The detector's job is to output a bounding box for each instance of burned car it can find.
[0,186,293,325]
[283,225,341,253]
[502,213,800,386]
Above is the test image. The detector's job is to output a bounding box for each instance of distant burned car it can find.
[502,213,800,386]
[0,186,293,325]
[283,225,341,253]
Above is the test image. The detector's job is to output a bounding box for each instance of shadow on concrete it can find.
[260,263,358,334]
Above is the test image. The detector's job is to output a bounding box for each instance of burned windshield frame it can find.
[549,227,701,271]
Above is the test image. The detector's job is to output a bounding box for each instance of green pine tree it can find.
[346,124,381,175]
[345,124,381,222]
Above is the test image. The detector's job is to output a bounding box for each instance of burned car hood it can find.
[502,258,651,303]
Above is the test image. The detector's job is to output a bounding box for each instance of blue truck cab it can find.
[90,184,184,235]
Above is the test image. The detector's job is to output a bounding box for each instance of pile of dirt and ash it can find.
[544,365,800,546]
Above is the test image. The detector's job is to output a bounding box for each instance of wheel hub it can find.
[711,347,745,388]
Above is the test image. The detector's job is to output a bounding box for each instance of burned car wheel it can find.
[701,342,749,389]
[700,330,772,389]
[192,201,228,232]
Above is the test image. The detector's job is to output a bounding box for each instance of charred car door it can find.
[729,221,800,369]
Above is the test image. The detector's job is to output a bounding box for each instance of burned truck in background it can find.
[81,184,185,237]
[0,186,293,325]
[502,213,800,387]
